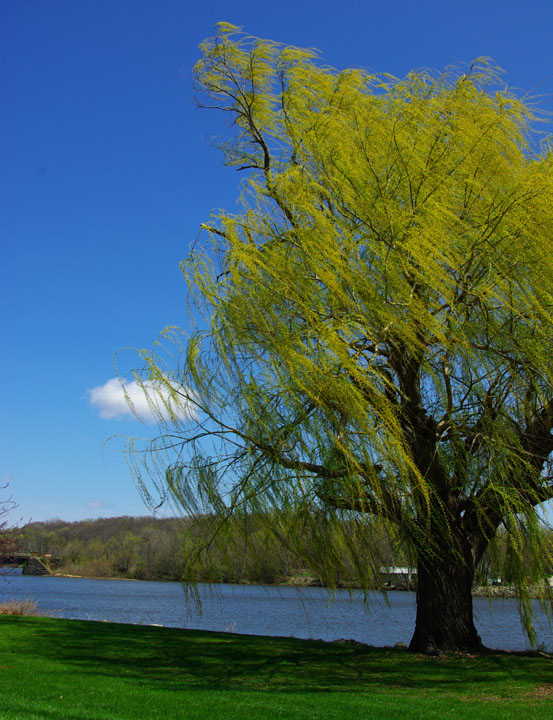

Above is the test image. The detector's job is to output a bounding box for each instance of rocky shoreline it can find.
[471,585,547,599]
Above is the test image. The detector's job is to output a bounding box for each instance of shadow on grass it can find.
[3,616,552,695]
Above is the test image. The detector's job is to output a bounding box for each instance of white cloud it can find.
[88,377,195,423]
[85,501,115,509]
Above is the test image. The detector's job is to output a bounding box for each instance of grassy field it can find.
[0,616,551,719]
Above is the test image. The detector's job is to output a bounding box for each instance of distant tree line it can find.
[13,514,405,584]
[15,517,185,581]
[11,515,553,586]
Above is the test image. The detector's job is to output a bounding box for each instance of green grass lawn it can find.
[0,616,551,719]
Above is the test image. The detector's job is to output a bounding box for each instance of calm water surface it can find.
[2,570,551,651]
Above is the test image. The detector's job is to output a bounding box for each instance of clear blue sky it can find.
[2,0,552,523]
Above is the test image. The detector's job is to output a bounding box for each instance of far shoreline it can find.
[20,571,530,598]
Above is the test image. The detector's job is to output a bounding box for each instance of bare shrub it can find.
[0,599,40,615]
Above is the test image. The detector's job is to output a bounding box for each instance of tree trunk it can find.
[409,536,484,652]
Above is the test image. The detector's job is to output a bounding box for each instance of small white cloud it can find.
[88,377,195,423]
[85,501,115,509]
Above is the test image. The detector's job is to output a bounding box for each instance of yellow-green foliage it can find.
[127,24,553,641]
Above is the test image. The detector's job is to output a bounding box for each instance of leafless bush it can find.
[0,599,40,615]
[1,482,20,562]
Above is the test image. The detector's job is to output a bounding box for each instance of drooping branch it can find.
[249,434,405,523]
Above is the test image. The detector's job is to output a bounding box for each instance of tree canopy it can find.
[128,24,553,651]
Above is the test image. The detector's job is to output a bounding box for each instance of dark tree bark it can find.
[409,527,483,652]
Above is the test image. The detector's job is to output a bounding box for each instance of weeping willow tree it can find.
[128,23,553,652]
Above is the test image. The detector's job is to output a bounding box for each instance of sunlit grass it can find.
[0,616,551,719]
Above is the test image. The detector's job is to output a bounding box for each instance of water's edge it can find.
[2,572,551,651]
[26,571,529,598]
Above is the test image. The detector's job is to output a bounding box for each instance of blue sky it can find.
[2,0,553,523]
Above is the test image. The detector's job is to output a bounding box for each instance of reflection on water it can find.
[1,570,551,651]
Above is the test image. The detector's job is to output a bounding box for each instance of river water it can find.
[1,570,551,651]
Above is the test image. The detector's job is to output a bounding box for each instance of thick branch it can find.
[462,399,553,566]
[394,345,450,499]
[253,438,404,523]
[314,483,403,524]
